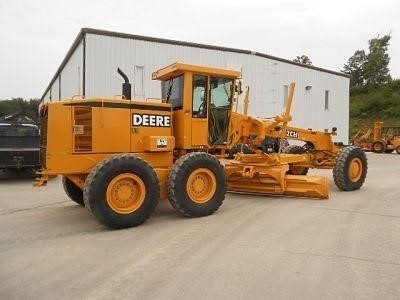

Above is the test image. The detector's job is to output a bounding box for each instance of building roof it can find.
[41,27,350,101]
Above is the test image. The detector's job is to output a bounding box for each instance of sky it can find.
[0,0,399,99]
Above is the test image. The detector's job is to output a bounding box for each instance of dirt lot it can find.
[1,152,400,299]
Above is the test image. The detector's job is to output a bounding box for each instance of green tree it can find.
[293,55,312,65]
[343,34,392,91]
[0,98,40,123]
[342,50,367,88]
[363,34,391,86]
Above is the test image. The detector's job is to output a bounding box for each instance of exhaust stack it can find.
[117,68,131,100]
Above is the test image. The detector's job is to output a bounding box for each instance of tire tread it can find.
[167,152,226,217]
[83,154,160,229]
[62,176,84,206]
[333,146,367,191]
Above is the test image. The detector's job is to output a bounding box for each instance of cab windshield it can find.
[161,75,184,110]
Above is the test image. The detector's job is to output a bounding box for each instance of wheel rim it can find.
[349,158,363,182]
[106,173,145,214]
[186,168,217,204]
[374,143,383,152]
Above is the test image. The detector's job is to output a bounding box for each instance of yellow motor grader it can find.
[36,62,367,229]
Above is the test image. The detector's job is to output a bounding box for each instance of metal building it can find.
[41,28,350,142]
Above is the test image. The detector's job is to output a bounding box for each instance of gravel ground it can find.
[0,152,399,300]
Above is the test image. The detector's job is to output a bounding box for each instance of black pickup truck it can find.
[0,115,40,172]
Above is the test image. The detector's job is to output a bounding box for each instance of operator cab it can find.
[152,62,241,150]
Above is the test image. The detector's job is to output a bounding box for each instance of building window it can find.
[283,85,289,107]
[325,90,329,110]
[134,66,144,99]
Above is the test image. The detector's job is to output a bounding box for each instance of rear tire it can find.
[62,176,84,206]
[282,145,309,175]
[333,146,367,191]
[83,154,160,229]
[372,140,386,153]
[168,152,226,217]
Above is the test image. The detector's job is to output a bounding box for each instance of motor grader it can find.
[35,62,367,229]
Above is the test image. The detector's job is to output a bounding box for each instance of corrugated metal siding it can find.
[59,40,84,100]
[40,48,81,103]
[51,77,60,101]
[272,61,350,142]
[85,34,251,100]
[42,75,60,102]
[43,32,349,143]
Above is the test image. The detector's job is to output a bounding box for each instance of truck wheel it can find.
[333,146,367,191]
[282,145,309,175]
[62,176,84,206]
[372,141,386,153]
[83,154,160,229]
[168,152,226,217]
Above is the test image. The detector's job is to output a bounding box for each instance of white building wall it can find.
[273,61,350,142]
[85,34,250,100]
[59,41,84,100]
[42,75,60,102]
[42,90,50,102]
[51,77,60,101]
[43,31,349,143]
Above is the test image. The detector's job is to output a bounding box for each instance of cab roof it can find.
[152,62,241,81]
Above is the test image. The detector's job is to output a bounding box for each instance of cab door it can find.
[209,77,233,146]
[191,75,209,147]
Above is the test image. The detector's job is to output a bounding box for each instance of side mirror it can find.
[235,79,243,95]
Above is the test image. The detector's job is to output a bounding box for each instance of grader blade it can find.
[227,173,329,199]
[281,175,329,199]
[225,158,329,199]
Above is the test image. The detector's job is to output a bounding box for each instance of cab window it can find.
[209,77,234,145]
[192,75,208,118]
[161,75,184,110]
[210,77,233,109]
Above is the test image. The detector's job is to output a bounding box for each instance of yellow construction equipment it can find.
[371,121,400,154]
[351,128,372,151]
[36,62,368,229]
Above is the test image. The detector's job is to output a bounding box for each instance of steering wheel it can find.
[198,101,206,117]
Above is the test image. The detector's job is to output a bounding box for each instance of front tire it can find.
[62,176,84,206]
[282,145,309,175]
[333,146,367,191]
[83,154,160,229]
[168,152,226,217]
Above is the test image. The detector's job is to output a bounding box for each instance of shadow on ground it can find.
[0,169,38,180]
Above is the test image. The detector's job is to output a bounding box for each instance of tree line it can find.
[294,34,400,135]
[0,98,40,123]
[294,34,398,94]
[342,34,400,133]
